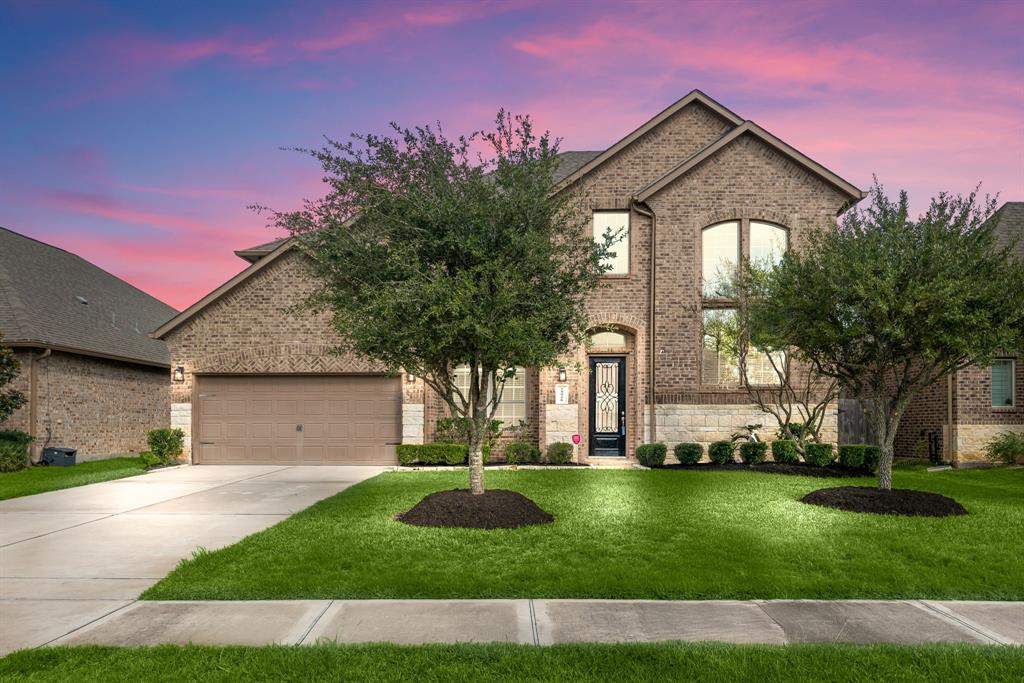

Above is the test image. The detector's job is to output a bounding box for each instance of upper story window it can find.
[453,365,527,422]
[594,211,630,275]
[749,221,789,268]
[992,359,1015,407]
[702,221,739,297]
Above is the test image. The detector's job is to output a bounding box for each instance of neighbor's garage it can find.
[193,375,401,465]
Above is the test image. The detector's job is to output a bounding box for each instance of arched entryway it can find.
[580,324,641,459]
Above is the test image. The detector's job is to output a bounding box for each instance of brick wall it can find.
[1,350,168,460]
[952,355,1023,460]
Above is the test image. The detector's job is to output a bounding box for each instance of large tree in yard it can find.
[273,113,608,495]
[751,183,1024,489]
[0,332,27,423]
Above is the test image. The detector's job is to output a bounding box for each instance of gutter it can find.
[631,200,657,443]
[29,347,51,460]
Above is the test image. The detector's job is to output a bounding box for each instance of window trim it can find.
[991,358,1016,409]
[593,209,631,277]
[700,220,741,300]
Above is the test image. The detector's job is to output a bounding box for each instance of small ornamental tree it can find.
[272,112,609,495]
[753,183,1024,489]
[0,332,27,423]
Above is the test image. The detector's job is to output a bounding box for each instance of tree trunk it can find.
[468,436,485,495]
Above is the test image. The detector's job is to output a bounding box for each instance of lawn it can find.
[2,643,1021,682]
[142,465,1024,601]
[0,457,148,500]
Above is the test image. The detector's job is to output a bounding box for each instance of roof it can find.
[0,227,177,367]
[987,201,1024,261]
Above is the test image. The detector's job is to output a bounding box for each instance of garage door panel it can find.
[196,375,400,465]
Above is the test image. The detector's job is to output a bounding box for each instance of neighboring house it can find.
[896,201,1024,463]
[154,90,864,465]
[0,227,177,460]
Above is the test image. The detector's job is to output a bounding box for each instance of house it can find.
[153,90,864,465]
[895,201,1024,464]
[0,227,177,460]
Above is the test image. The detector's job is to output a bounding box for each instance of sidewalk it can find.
[21,599,1024,651]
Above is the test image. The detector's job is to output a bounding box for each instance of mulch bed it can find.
[396,489,554,529]
[655,462,871,478]
[400,463,589,468]
[800,486,968,517]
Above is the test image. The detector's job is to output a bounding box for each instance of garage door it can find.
[194,375,401,465]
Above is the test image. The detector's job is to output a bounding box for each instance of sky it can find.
[1,0,1022,310]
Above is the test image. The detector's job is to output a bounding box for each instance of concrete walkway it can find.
[0,465,385,655]
[17,599,1024,650]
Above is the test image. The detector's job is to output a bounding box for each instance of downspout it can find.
[947,372,956,466]
[29,347,51,461]
[632,200,657,443]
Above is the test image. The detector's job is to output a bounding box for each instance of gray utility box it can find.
[40,447,77,467]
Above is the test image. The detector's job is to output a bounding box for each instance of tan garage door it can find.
[194,375,401,465]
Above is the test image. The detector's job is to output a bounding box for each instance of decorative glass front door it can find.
[589,356,626,456]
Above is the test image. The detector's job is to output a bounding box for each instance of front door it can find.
[589,356,626,456]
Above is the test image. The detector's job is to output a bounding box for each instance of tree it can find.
[272,112,608,495]
[752,182,1024,489]
[0,332,27,423]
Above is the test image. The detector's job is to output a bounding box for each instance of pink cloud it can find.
[42,191,207,232]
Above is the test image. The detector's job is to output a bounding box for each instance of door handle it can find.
[296,424,303,432]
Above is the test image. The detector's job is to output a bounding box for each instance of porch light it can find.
[558,367,567,382]
[172,366,185,383]
[407,372,416,383]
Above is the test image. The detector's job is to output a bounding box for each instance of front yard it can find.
[3,643,1022,683]
[142,465,1024,601]
[0,457,147,501]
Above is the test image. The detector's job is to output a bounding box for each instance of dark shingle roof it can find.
[0,227,177,367]
[987,201,1024,261]
[234,151,606,261]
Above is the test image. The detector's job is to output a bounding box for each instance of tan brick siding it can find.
[1,350,168,460]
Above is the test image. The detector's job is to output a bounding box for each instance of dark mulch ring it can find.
[800,486,968,517]
[656,462,871,478]
[400,462,589,468]
[396,489,555,529]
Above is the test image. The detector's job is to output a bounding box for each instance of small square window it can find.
[593,211,629,275]
[992,359,1015,407]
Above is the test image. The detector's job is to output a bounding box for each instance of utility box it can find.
[40,447,77,467]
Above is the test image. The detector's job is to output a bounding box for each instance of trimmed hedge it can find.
[505,441,541,465]
[0,430,31,473]
[739,441,768,465]
[546,442,574,465]
[838,444,881,473]
[636,443,667,467]
[771,439,799,464]
[708,441,734,464]
[804,443,835,467]
[397,443,468,466]
[674,442,703,465]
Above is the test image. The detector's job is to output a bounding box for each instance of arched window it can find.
[750,221,788,268]
[701,221,739,297]
[590,331,627,350]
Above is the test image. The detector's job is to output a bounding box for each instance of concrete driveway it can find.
[0,464,384,655]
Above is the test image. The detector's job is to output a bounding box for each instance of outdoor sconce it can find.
[407,372,416,383]
[558,367,567,382]
[172,366,185,383]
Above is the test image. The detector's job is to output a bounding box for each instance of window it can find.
[590,331,627,350]
[992,359,1015,407]
[745,348,785,385]
[594,211,630,275]
[453,365,527,422]
[750,221,788,268]
[702,221,739,297]
[702,309,740,385]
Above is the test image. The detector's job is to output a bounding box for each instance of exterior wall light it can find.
[558,367,567,382]
[172,366,185,383]
[407,372,416,383]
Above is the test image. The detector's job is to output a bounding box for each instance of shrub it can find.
[138,451,161,469]
[0,430,32,473]
[673,442,703,465]
[434,417,502,452]
[397,443,469,466]
[146,428,185,466]
[984,431,1024,465]
[838,444,865,469]
[739,441,768,465]
[636,443,667,467]
[804,443,835,467]
[505,441,541,465]
[863,445,881,473]
[708,440,734,464]
[771,439,799,464]
[546,442,574,465]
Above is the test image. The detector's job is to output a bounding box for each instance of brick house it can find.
[895,201,1024,463]
[154,90,864,465]
[0,227,176,460]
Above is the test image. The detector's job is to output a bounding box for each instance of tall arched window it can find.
[701,221,739,297]
[750,221,788,268]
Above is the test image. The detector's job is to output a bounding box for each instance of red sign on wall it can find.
[571,434,581,445]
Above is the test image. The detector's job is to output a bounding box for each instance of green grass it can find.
[2,643,1021,682]
[0,457,147,500]
[142,466,1024,601]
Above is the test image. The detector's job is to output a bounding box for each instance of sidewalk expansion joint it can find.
[528,599,540,646]
[296,600,334,645]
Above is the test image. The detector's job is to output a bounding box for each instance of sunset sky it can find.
[2,0,1021,310]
